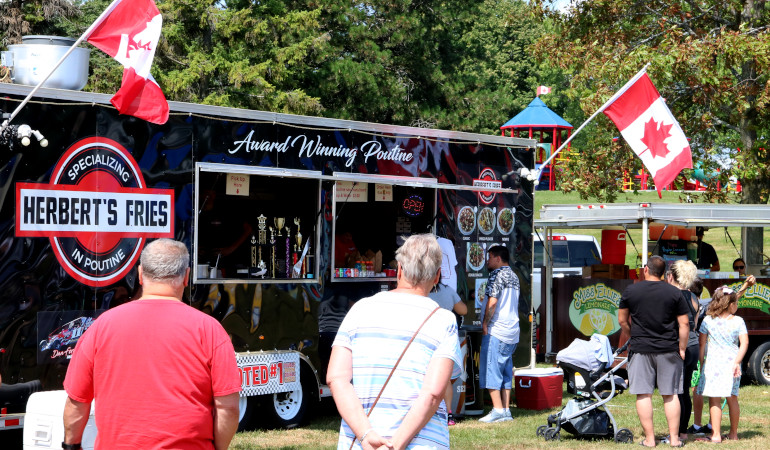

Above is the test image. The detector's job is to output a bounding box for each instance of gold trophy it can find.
[274,217,285,236]
[294,217,302,250]
[250,235,257,268]
[269,225,276,278]
[257,214,267,244]
[294,217,303,277]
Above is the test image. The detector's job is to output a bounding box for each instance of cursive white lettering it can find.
[361,141,413,163]
[228,129,416,167]
[228,130,290,154]
[292,135,358,167]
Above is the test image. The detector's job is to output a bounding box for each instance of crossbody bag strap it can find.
[349,306,441,449]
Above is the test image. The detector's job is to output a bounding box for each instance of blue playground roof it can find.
[501,97,572,129]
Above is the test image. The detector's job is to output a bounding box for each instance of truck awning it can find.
[535,203,770,229]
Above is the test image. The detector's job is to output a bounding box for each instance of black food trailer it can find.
[0,82,538,431]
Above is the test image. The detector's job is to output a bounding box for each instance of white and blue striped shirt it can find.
[333,292,463,449]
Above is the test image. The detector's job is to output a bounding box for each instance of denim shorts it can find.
[479,334,517,390]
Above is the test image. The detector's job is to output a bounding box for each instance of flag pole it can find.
[0,0,124,134]
[534,62,651,183]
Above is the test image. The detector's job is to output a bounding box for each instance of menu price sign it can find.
[336,181,368,202]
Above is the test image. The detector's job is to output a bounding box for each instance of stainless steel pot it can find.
[6,35,90,91]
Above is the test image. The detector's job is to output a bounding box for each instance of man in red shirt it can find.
[63,239,241,450]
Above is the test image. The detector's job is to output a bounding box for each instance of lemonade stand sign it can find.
[569,282,622,336]
[727,281,770,314]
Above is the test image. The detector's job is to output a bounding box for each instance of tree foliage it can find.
[533,0,770,205]
[0,0,78,46]
[3,0,548,134]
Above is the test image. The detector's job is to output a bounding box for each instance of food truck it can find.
[0,81,537,431]
[534,202,770,385]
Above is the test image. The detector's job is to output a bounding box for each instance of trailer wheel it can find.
[747,341,770,385]
[263,362,317,429]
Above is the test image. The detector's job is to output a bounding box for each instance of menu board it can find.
[457,205,516,274]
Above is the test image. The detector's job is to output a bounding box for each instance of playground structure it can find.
[500,97,574,191]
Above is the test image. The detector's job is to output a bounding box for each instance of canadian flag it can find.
[537,85,552,96]
[603,72,692,197]
[86,0,169,124]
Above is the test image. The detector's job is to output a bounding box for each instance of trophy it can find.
[294,218,302,249]
[274,217,285,236]
[269,225,276,278]
[292,217,306,277]
[257,214,267,244]
[284,224,291,278]
[273,218,287,278]
[250,235,257,269]
[255,214,268,277]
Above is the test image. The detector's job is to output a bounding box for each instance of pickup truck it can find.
[532,233,602,312]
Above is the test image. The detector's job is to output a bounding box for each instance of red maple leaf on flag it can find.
[640,117,673,158]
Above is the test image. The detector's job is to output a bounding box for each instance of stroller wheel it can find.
[536,425,548,437]
[614,428,634,444]
[544,427,561,441]
[547,413,559,425]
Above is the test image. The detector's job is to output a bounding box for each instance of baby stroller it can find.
[536,334,633,443]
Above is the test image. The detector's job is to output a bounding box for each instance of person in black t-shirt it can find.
[695,227,720,271]
[619,255,690,448]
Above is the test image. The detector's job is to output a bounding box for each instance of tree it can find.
[424,0,548,135]
[533,0,770,206]
[306,0,547,133]
[0,0,78,47]
[155,0,329,114]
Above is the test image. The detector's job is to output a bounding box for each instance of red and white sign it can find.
[15,137,174,287]
[226,173,250,196]
[237,351,300,396]
[473,168,501,205]
[86,0,169,124]
[603,72,693,196]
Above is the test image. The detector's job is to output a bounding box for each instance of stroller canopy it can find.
[556,334,614,372]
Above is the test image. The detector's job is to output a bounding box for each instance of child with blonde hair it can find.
[695,276,755,443]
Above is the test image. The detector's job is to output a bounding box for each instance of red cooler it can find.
[601,227,626,265]
[514,368,563,410]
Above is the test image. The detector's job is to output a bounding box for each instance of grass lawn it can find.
[534,190,769,271]
[231,373,770,449]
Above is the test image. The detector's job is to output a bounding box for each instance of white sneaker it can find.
[499,409,513,422]
[478,409,508,423]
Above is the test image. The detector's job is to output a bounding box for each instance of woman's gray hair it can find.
[140,239,189,284]
[395,234,442,286]
[669,259,697,290]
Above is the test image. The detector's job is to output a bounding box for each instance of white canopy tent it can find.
[534,202,770,354]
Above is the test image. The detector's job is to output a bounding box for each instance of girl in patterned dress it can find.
[695,280,753,443]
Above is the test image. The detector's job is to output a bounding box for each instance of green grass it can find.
[533,190,769,271]
[231,373,770,449]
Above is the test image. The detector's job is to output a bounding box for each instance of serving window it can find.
[194,163,321,284]
[332,175,437,282]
